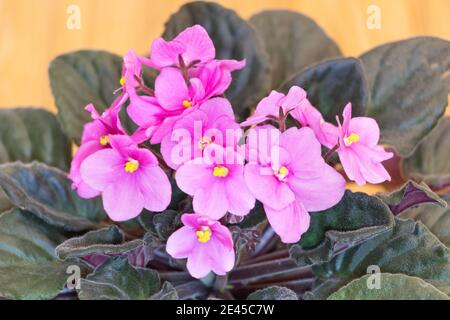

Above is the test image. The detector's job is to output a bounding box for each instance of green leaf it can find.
[328,273,449,300]
[0,108,71,170]
[289,191,394,266]
[0,162,105,232]
[308,218,450,299]
[149,281,179,300]
[280,58,368,122]
[247,286,298,300]
[360,36,450,157]
[250,10,341,89]
[55,225,143,260]
[78,257,160,300]
[0,208,87,299]
[402,117,450,190]
[377,180,447,215]
[400,195,450,247]
[49,50,123,144]
[138,210,182,241]
[162,1,271,119]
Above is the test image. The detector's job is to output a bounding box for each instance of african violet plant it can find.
[0,1,449,300]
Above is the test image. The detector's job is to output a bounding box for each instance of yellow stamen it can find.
[198,136,212,150]
[213,166,229,178]
[182,100,193,108]
[99,135,109,146]
[344,132,360,146]
[124,158,139,173]
[196,226,212,243]
[275,166,289,181]
[120,76,126,86]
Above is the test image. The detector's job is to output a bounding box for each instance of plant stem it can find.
[324,144,339,162]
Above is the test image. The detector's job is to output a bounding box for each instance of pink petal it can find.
[102,175,145,221]
[241,90,284,126]
[338,147,366,186]
[204,238,235,275]
[80,149,124,191]
[186,245,212,279]
[224,170,255,216]
[150,38,185,69]
[175,25,215,65]
[288,163,346,212]
[138,166,171,212]
[193,180,228,220]
[166,226,198,259]
[264,200,311,244]
[155,68,189,111]
[349,117,381,147]
[175,161,214,195]
[280,86,307,112]
[244,164,295,210]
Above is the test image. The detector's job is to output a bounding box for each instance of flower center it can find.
[274,166,289,181]
[124,158,139,173]
[182,100,193,108]
[213,166,229,178]
[196,226,212,243]
[99,135,109,146]
[198,136,212,150]
[344,132,360,146]
[120,76,125,86]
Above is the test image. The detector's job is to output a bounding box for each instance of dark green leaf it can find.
[149,281,179,300]
[289,191,394,266]
[49,50,123,143]
[78,257,160,300]
[280,58,368,122]
[0,208,87,299]
[0,162,105,232]
[250,10,341,89]
[238,201,266,229]
[0,108,71,170]
[308,218,450,299]
[400,195,450,247]
[56,225,143,260]
[152,210,181,240]
[162,1,271,119]
[247,286,298,300]
[377,180,447,215]
[328,273,448,300]
[360,37,450,157]
[402,117,450,189]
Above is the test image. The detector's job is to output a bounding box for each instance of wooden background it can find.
[0,0,449,111]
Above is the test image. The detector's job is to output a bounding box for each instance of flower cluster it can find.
[69,25,393,279]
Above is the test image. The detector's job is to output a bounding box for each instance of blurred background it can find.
[0,0,449,111]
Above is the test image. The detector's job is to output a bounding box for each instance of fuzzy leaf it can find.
[49,50,123,144]
[360,37,450,157]
[247,286,298,300]
[377,180,447,215]
[289,191,394,266]
[402,117,450,190]
[78,257,160,300]
[55,225,143,260]
[280,57,368,122]
[0,162,105,232]
[149,281,179,300]
[0,108,71,170]
[400,195,450,247]
[307,218,450,299]
[162,1,271,119]
[250,10,341,89]
[0,208,87,299]
[328,273,449,300]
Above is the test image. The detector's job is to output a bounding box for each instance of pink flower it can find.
[244,126,346,243]
[69,101,126,198]
[336,103,393,186]
[240,86,307,127]
[166,213,235,279]
[149,25,215,69]
[291,99,339,149]
[79,135,171,221]
[175,144,255,220]
[160,97,241,169]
